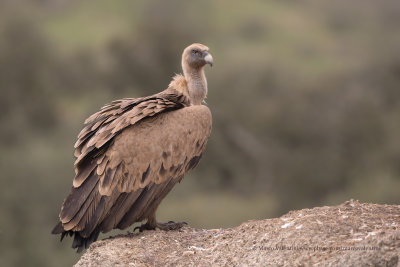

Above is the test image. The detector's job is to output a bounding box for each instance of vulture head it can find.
[181,43,213,105]
[182,43,213,70]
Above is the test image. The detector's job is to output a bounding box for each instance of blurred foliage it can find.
[0,0,400,266]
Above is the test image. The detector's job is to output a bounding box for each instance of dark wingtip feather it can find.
[77,246,84,253]
[52,223,100,253]
[72,233,83,251]
[61,232,67,242]
[51,221,64,235]
[71,230,100,253]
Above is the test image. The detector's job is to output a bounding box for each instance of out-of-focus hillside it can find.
[0,0,399,266]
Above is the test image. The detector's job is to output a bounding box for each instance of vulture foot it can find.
[157,221,187,231]
[134,221,187,232]
[134,222,155,232]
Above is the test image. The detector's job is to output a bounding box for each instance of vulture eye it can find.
[192,49,201,56]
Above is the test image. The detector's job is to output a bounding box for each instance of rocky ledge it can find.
[75,200,399,266]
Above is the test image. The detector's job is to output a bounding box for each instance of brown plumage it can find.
[52,43,213,252]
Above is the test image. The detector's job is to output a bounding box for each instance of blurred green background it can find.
[1,0,399,266]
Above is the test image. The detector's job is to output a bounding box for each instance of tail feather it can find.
[51,222,100,253]
[51,221,64,235]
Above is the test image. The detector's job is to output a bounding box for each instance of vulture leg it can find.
[134,176,188,232]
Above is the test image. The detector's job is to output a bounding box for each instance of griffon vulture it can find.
[52,43,213,252]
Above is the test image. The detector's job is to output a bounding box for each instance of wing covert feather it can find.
[73,86,190,188]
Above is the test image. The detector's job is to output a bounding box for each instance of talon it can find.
[156,221,188,231]
[134,223,156,232]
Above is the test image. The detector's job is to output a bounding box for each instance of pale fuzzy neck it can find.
[183,67,207,105]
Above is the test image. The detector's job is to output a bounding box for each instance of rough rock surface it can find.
[75,200,400,266]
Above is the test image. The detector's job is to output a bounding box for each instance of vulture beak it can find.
[203,51,213,67]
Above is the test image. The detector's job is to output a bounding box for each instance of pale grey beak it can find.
[203,51,213,67]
